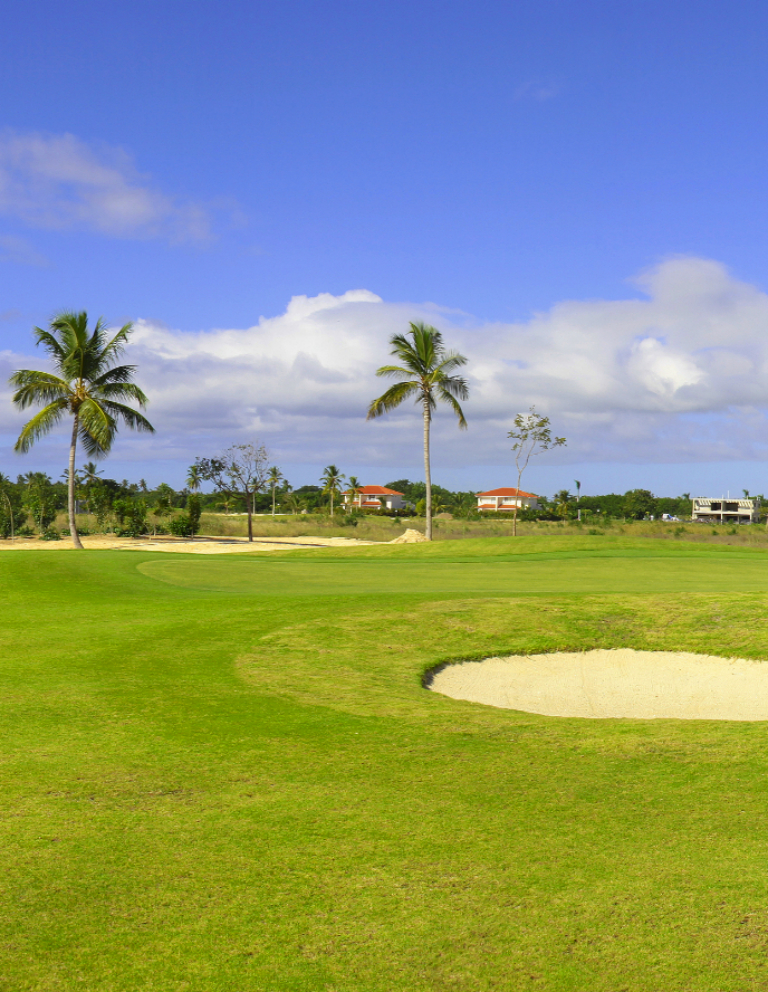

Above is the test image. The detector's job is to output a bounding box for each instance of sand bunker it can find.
[0,534,378,554]
[429,649,768,720]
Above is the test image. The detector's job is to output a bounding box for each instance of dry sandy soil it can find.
[430,648,768,720]
[0,534,379,554]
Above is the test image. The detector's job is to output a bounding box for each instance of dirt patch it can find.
[429,648,768,720]
[390,528,428,544]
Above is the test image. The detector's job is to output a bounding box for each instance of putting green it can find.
[137,545,768,596]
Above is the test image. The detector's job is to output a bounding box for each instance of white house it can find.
[476,488,539,512]
[342,485,406,511]
[691,496,760,524]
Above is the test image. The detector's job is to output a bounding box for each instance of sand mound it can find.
[429,649,768,720]
[390,528,428,544]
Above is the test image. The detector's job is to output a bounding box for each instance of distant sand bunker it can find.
[429,649,768,720]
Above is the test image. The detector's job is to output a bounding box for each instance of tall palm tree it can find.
[9,311,154,549]
[321,465,345,517]
[266,466,284,516]
[367,322,469,540]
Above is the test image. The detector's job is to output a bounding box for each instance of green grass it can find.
[4,536,768,990]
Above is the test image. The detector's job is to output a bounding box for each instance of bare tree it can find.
[194,443,269,542]
[507,407,566,536]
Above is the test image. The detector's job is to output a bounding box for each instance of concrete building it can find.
[691,496,761,524]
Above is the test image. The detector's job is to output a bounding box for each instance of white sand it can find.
[429,649,768,720]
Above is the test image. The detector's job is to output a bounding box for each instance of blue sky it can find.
[3,1,768,497]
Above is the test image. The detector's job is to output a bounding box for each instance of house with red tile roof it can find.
[342,485,407,511]
[476,488,539,512]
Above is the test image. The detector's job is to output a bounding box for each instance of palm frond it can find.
[14,402,67,452]
[91,364,139,388]
[435,350,469,376]
[375,364,414,379]
[367,381,420,419]
[436,385,468,429]
[100,322,133,364]
[32,327,67,363]
[77,399,115,454]
[93,381,150,406]
[9,370,71,409]
[435,372,469,402]
[100,400,155,433]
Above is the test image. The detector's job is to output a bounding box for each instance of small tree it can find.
[23,473,57,535]
[266,466,284,517]
[507,407,566,536]
[151,483,175,536]
[194,443,269,541]
[554,489,574,519]
[623,489,655,520]
[346,475,363,512]
[0,473,21,539]
[321,465,345,517]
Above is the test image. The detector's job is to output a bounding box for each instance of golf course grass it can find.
[4,535,768,990]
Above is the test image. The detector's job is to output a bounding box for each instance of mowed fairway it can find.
[4,536,768,991]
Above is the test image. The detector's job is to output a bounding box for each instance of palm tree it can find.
[321,465,345,517]
[9,311,154,549]
[81,461,103,485]
[346,475,363,512]
[186,463,204,493]
[554,489,573,518]
[266,466,284,516]
[367,322,468,540]
[216,495,237,514]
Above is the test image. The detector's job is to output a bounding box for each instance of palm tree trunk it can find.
[68,417,83,549]
[247,491,254,542]
[330,490,334,518]
[423,398,432,541]
[272,485,276,517]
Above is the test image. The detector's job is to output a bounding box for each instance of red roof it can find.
[476,488,537,498]
[344,485,404,496]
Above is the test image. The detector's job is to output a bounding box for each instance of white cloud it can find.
[0,131,212,242]
[5,258,768,478]
[0,234,48,267]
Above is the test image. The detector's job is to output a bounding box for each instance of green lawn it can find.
[3,536,768,991]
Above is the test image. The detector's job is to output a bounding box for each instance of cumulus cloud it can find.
[0,131,212,241]
[5,258,768,477]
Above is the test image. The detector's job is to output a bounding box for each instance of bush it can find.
[170,514,195,537]
[40,527,62,541]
